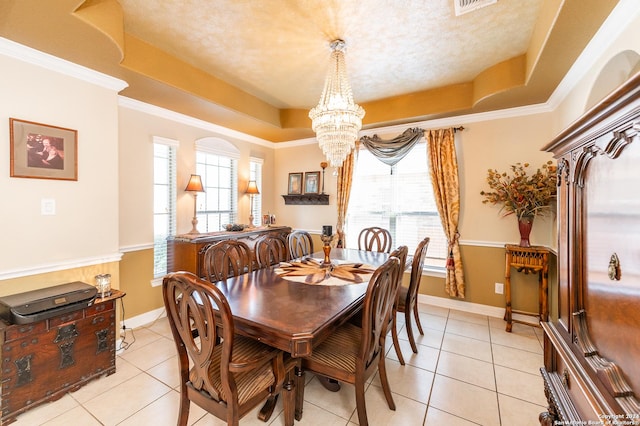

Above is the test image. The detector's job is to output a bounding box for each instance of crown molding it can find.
[118,96,274,148]
[547,0,640,110]
[0,37,127,91]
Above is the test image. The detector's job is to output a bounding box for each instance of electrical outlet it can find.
[495,282,504,294]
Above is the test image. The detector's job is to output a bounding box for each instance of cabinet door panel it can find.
[581,138,640,394]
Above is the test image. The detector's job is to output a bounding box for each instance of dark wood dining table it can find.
[212,248,390,357]
[213,247,390,421]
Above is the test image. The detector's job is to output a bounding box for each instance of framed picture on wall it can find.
[9,118,78,181]
[304,171,320,194]
[288,172,303,194]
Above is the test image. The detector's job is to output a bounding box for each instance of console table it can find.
[167,226,291,277]
[0,289,125,425]
[504,244,549,332]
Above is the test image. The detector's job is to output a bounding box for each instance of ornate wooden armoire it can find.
[540,72,640,424]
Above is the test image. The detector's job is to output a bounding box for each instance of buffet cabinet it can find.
[0,290,124,425]
[540,72,640,424]
[167,226,291,278]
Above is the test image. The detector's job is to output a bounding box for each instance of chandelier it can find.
[309,39,365,167]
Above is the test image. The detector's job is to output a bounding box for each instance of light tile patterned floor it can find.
[12,303,547,425]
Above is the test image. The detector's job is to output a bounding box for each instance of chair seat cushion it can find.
[304,322,361,376]
[190,335,277,405]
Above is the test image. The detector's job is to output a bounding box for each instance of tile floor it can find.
[12,303,547,425]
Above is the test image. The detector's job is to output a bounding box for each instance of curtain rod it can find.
[453,126,465,132]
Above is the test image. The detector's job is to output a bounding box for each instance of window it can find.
[195,137,240,231]
[249,157,263,227]
[153,137,177,278]
[346,143,448,268]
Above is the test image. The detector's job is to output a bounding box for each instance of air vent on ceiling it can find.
[454,0,498,16]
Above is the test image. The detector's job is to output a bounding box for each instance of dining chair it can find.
[288,230,314,259]
[358,226,393,253]
[202,240,253,282]
[255,235,289,268]
[162,272,298,426]
[297,256,401,426]
[393,236,430,357]
[387,245,409,365]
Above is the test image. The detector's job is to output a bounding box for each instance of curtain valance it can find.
[359,127,424,166]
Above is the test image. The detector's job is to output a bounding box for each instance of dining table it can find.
[210,247,392,421]
[212,248,390,358]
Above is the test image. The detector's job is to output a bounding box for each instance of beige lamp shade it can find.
[185,174,204,192]
[245,180,260,195]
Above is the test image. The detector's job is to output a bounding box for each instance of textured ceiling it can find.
[119,0,542,109]
[0,0,623,141]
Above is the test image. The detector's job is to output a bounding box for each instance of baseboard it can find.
[123,296,530,331]
[418,294,505,318]
[120,306,166,330]
[418,294,540,325]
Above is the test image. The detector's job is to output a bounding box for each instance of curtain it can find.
[426,128,465,298]
[360,128,424,167]
[336,145,357,248]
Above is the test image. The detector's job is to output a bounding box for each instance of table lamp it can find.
[245,180,260,227]
[185,174,204,234]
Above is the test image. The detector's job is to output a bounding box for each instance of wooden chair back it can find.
[407,237,430,306]
[255,235,289,268]
[288,230,314,259]
[393,236,431,360]
[162,272,296,426]
[387,245,408,364]
[298,256,401,425]
[389,245,409,291]
[358,227,393,253]
[359,256,401,371]
[202,240,253,282]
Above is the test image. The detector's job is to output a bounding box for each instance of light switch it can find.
[41,198,56,215]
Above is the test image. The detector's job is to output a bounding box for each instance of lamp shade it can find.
[184,174,204,192]
[245,180,260,195]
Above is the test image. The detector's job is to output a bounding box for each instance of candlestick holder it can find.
[320,161,328,194]
[320,234,334,265]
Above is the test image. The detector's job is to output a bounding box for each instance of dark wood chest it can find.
[540,73,640,424]
[0,290,124,425]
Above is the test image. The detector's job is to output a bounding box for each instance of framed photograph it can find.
[288,172,303,195]
[304,171,320,194]
[9,118,78,181]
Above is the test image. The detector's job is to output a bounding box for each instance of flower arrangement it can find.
[480,161,557,220]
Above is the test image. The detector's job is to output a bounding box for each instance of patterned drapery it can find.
[426,128,465,298]
[336,145,357,248]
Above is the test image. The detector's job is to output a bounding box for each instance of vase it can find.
[517,215,534,247]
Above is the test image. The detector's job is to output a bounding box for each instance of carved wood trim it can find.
[557,158,570,186]
[573,310,639,407]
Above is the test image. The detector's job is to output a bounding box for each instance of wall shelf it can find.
[282,194,329,205]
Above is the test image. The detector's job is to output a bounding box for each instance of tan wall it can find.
[2,8,638,326]
[416,245,557,314]
[117,103,278,319]
[273,143,333,233]
[118,249,162,318]
[0,48,122,297]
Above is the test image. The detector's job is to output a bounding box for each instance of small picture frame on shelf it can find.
[304,171,320,194]
[9,118,78,181]
[288,172,303,194]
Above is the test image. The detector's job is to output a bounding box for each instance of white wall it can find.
[117,99,276,248]
[0,41,124,283]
